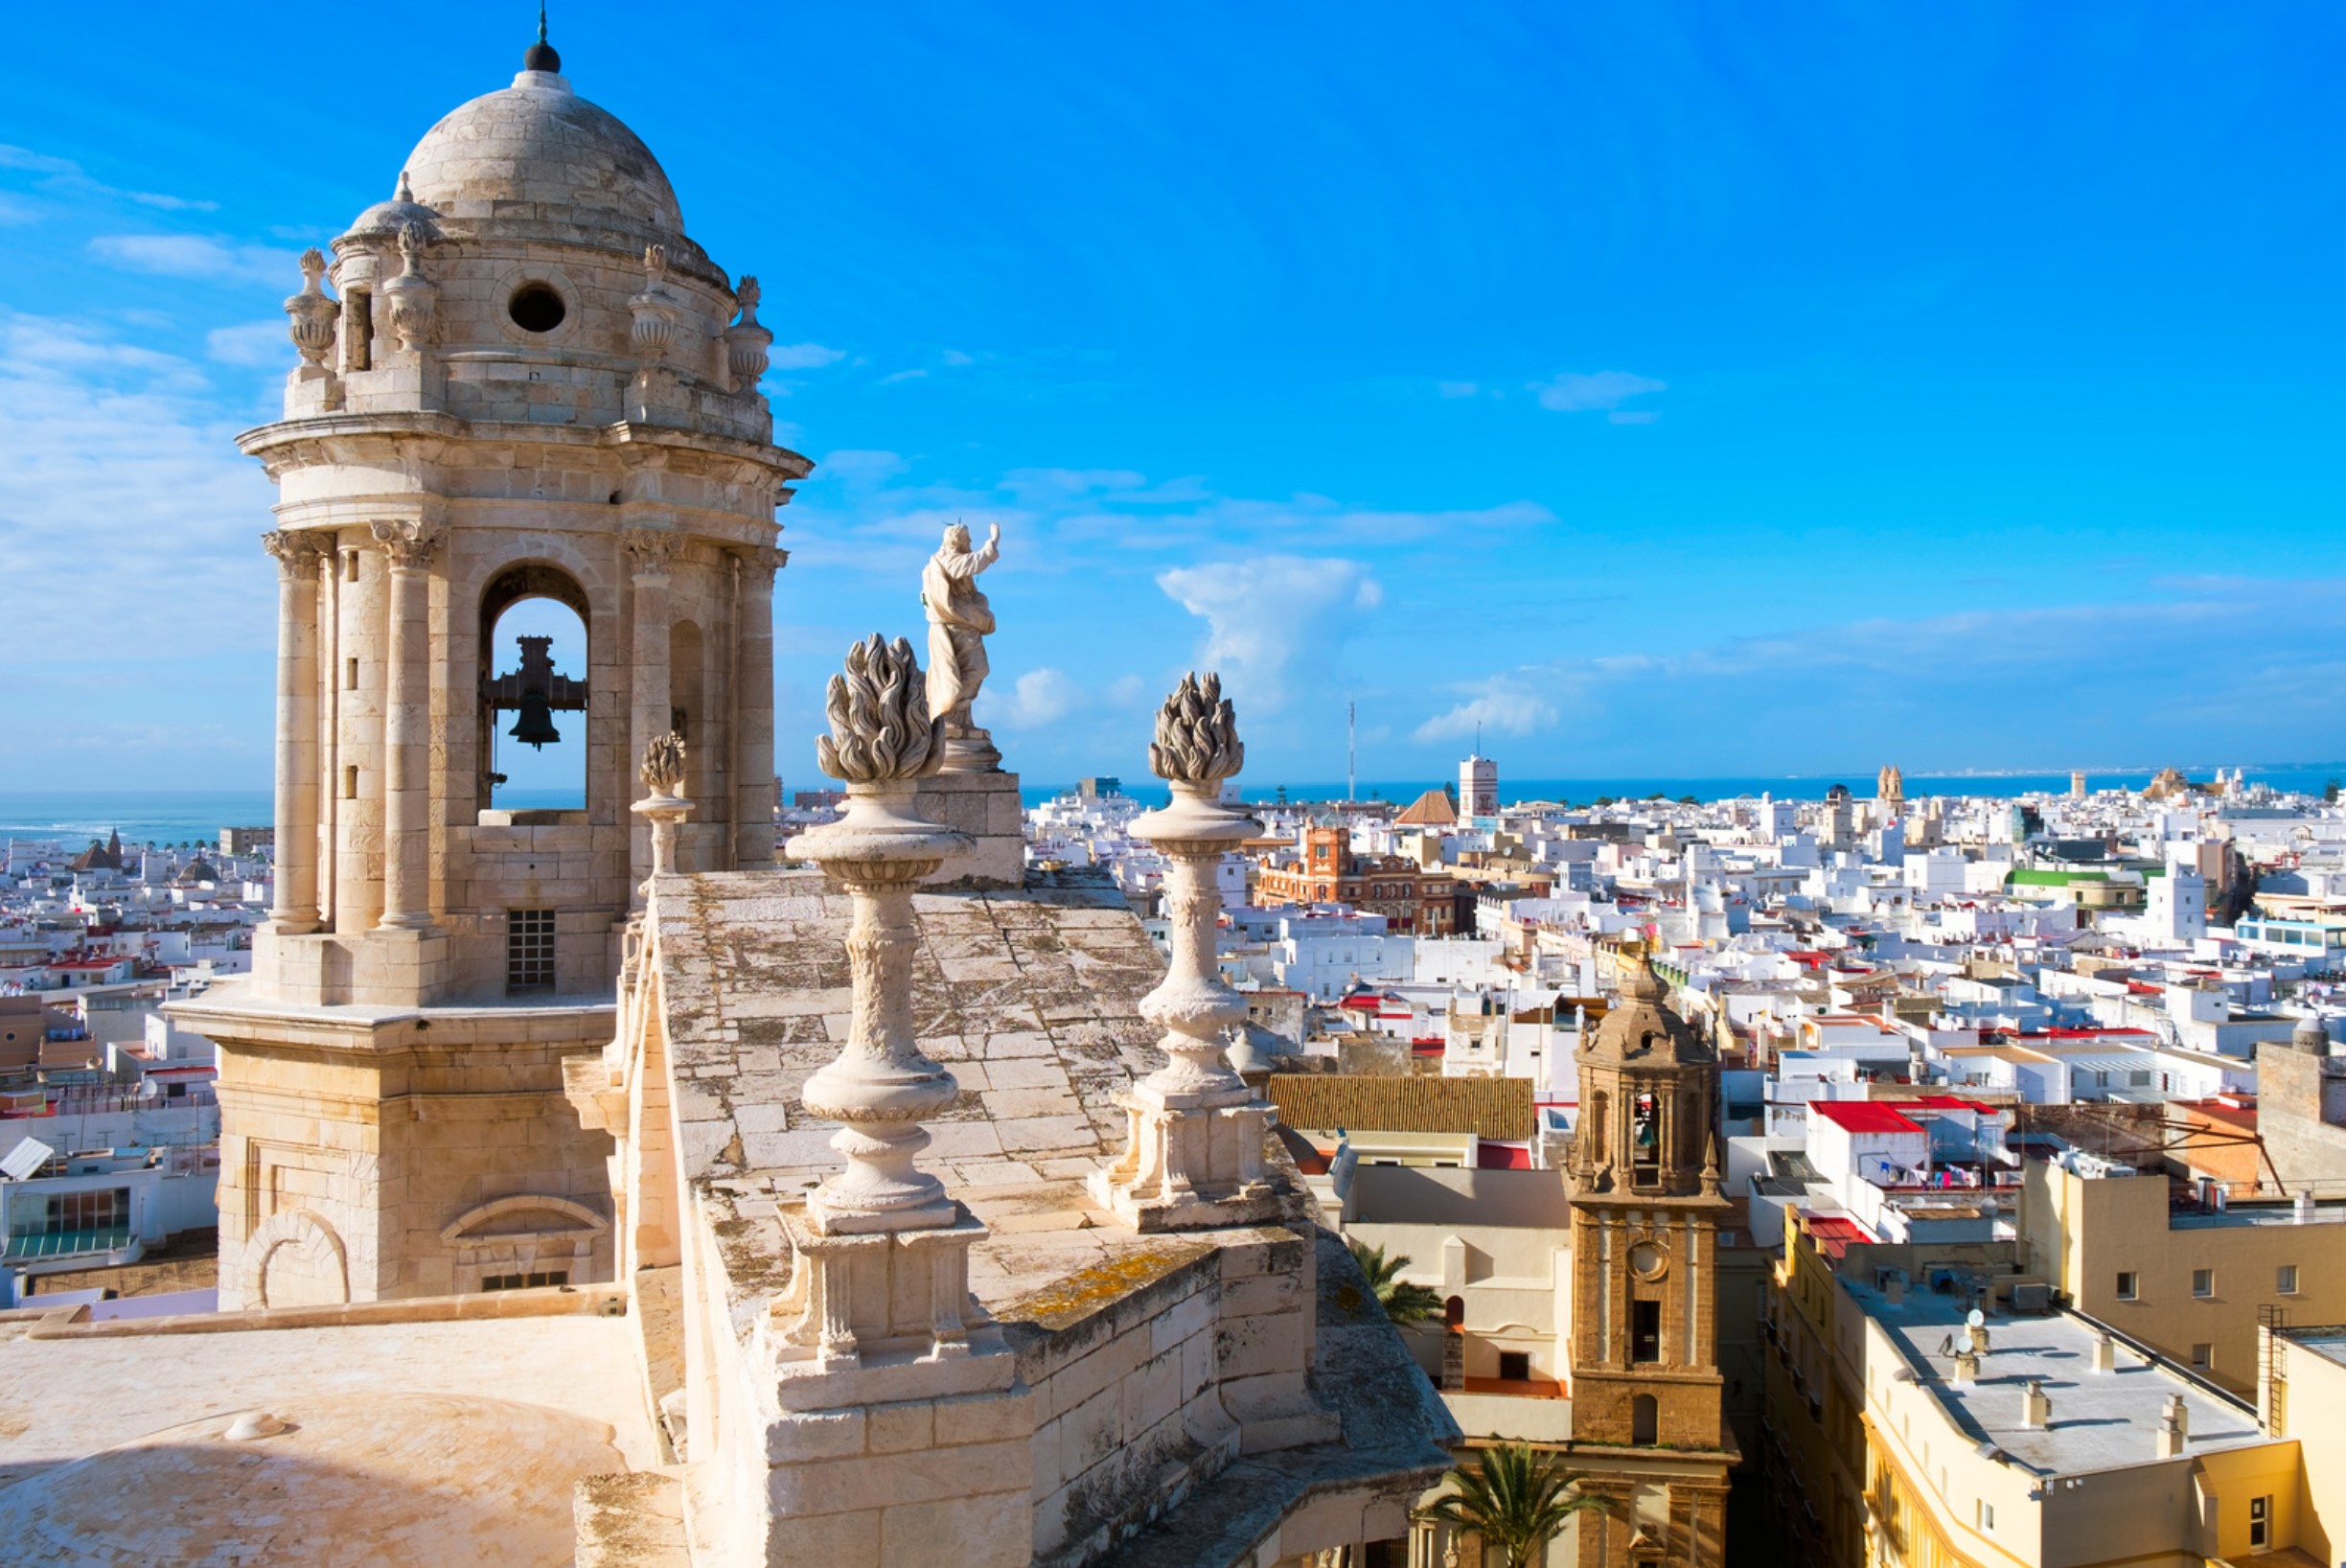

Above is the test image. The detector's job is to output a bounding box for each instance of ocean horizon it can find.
[6,762,2341,848]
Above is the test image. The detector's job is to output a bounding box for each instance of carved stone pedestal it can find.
[767,1201,1010,1411]
[913,768,1024,889]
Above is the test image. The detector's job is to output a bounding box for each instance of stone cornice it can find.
[237,409,814,488]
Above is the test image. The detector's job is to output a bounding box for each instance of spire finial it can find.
[524,3,562,73]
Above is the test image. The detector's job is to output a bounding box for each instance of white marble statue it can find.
[920,520,1001,768]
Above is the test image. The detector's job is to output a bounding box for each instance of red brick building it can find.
[1254,819,1457,934]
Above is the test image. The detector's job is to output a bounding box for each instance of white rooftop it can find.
[1867,1292,2266,1476]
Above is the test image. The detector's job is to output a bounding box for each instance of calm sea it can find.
[7,766,2339,848]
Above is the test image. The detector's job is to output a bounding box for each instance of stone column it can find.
[1091,673,1280,1230]
[263,531,323,933]
[777,634,998,1386]
[732,544,782,867]
[623,528,678,897]
[370,519,442,931]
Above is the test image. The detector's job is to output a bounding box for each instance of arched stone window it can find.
[439,1193,610,1293]
[477,564,591,818]
[1631,1393,1659,1445]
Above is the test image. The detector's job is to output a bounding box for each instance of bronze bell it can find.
[509,691,562,749]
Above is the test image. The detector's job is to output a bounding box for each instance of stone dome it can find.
[1585,952,1713,1067]
[400,70,684,237]
[340,171,442,243]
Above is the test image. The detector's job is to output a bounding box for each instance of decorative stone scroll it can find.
[1090,673,1281,1231]
[774,635,997,1395]
[283,250,338,370]
[631,731,692,881]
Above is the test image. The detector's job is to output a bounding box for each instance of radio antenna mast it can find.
[1346,701,1357,802]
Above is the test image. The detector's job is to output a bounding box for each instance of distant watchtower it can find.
[172,26,808,1307]
[1460,752,1499,818]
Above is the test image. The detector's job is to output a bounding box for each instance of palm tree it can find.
[1416,1442,1609,1568]
[1346,1238,1444,1328]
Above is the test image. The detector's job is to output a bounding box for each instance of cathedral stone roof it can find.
[401,71,684,237]
[1583,952,1714,1069]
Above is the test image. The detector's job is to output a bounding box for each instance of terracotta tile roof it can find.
[1265,1072,1534,1141]
[1393,789,1458,827]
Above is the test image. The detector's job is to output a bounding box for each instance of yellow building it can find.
[2021,1152,2346,1396]
[1768,1204,2309,1568]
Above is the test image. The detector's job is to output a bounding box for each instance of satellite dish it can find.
[1966,1308,1987,1328]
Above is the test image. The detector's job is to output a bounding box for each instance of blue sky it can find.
[4,4,2345,793]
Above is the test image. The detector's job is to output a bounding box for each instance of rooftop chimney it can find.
[2091,1331,2116,1373]
[2296,1191,2314,1224]
[1968,1320,1991,1353]
[2157,1394,2188,1458]
[1952,1349,1979,1384]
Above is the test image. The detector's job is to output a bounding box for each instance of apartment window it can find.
[14,1188,129,1235]
[2192,1268,2214,1299]
[2116,1271,2138,1301]
[2250,1494,2271,1550]
[507,908,556,993]
[1631,1300,1663,1364]
[1976,1499,1994,1532]
[2129,1070,2151,1087]
[481,1270,568,1292]
[2191,1343,2213,1370]
[1498,1350,1530,1382]
[346,656,359,690]
[343,765,359,799]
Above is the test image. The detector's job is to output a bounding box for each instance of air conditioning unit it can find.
[2010,1281,2052,1314]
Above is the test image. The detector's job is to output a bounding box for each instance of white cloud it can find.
[876,367,929,386]
[1528,368,1667,414]
[770,341,846,370]
[1437,380,1482,399]
[1414,676,1560,743]
[998,668,1080,727]
[940,348,976,367]
[0,311,280,784]
[88,234,297,287]
[0,143,216,212]
[1156,556,1380,715]
[205,321,288,367]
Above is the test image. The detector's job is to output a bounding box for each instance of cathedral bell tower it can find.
[1565,947,1735,1566]
[171,25,809,1309]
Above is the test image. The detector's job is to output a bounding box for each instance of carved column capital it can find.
[622,527,682,574]
[262,529,325,576]
[733,543,787,582]
[368,518,445,569]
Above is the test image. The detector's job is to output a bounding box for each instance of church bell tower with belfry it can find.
[171,21,810,1309]
[1563,943,1736,1566]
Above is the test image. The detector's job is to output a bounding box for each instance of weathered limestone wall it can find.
[190,1002,616,1308]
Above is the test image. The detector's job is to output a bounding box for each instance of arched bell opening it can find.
[477,564,591,819]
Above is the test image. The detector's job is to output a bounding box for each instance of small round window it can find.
[508,283,566,334]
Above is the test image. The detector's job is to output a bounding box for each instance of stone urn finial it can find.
[785,634,969,1232]
[629,243,682,363]
[283,249,337,369]
[1089,671,1280,1230]
[631,731,694,886]
[724,273,773,395]
[381,220,437,352]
